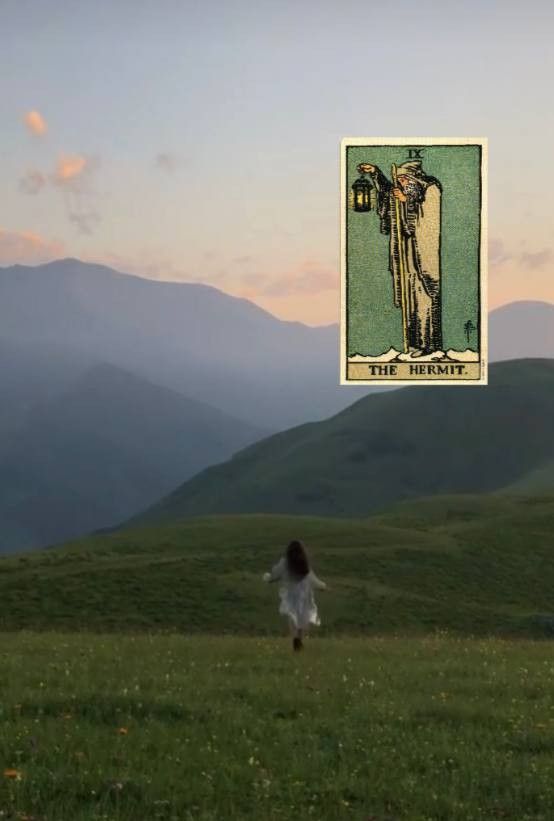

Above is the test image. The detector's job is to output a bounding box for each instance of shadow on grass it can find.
[408,706,506,729]
[11,695,211,724]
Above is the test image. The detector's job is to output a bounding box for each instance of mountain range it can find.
[0,258,364,430]
[0,258,553,552]
[2,260,553,430]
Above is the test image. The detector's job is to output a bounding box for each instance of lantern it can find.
[351,174,373,212]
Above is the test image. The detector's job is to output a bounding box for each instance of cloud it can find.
[489,238,511,266]
[17,154,100,234]
[519,248,552,269]
[83,251,190,283]
[0,228,64,265]
[52,154,89,185]
[155,152,179,173]
[206,258,338,301]
[258,259,338,297]
[489,239,553,273]
[67,210,101,236]
[19,169,47,195]
[50,154,101,235]
[23,110,47,136]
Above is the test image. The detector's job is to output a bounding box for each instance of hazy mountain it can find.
[0,339,98,433]
[1,259,553,552]
[489,300,554,361]
[134,359,554,524]
[1,260,553,430]
[0,259,367,430]
[0,363,263,553]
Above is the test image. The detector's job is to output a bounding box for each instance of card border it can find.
[340,137,488,386]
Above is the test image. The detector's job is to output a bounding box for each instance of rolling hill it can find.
[0,363,263,553]
[135,358,554,524]
[0,493,553,637]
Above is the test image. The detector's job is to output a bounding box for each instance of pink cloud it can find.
[259,259,338,297]
[23,110,47,136]
[52,154,89,185]
[0,228,64,265]
[17,154,100,234]
[202,257,338,300]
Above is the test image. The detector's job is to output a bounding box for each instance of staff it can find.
[391,163,409,354]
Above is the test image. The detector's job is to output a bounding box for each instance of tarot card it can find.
[340,137,487,385]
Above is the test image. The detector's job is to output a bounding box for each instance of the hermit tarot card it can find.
[340,137,487,385]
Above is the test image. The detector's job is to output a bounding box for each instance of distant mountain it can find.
[0,339,97,434]
[489,301,554,361]
[0,259,368,430]
[1,259,553,552]
[0,363,263,553]
[2,260,553,431]
[135,359,554,524]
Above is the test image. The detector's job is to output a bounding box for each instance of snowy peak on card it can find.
[349,348,479,363]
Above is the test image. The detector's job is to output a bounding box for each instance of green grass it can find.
[1,494,554,638]
[1,494,553,818]
[1,632,553,820]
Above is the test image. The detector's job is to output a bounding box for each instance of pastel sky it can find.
[1,0,553,324]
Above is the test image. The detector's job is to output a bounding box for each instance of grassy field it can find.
[1,495,553,819]
[1,632,553,820]
[1,494,553,638]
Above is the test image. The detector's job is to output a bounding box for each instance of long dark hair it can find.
[286,540,310,578]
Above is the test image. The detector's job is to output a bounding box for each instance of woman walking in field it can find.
[263,540,328,651]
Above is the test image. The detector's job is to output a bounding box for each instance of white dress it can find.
[265,557,327,629]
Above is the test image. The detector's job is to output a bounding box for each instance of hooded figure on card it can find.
[358,160,443,356]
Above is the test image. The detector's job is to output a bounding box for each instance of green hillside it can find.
[1,493,553,637]
[498,460,554,494]
[135,359,554,525]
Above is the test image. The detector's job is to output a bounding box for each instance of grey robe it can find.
[372,168,442,353]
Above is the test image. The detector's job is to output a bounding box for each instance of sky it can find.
[1,0,553,325]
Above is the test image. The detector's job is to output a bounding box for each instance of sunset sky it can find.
[1,0,553,324]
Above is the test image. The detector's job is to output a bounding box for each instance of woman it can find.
[263,540,328,651]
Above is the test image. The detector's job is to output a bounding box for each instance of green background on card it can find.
[346,144,481,356]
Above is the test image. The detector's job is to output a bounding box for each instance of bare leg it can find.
[288,619,302,652]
